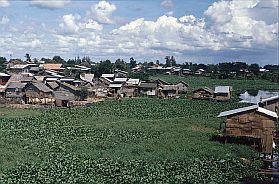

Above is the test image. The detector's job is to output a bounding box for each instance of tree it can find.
[114,59,127,71]
[79,86,89,101]
[130,57,136,68]
[25,53,31,62]
[0,57,7,64]
[171,56,176,66]
[165,56,171,67]
[53,56,65,64]
[156,60,160,65]
[96,60,113,77]
[248,63,260,76]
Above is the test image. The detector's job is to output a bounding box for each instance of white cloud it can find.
[179,15,196,24]
[0,16,9,24]
[0,0,9,7]
[30,0,70,9]
[89,1,117,24]
[161,0,173,9]
[84,20,103,31]
[59,14,80,34]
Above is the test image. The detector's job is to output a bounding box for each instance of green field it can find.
[151,75,279,94]
[0,76,278,183]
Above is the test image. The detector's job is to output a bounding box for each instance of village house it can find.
[138,82,158,96]
[0,73,10,85]
[259,96,279,116]
[218,105,278,154]
[53,91,75,107]
[160,85,178,98]
[192,87,214,100]
[8,64,31,73]
[182,69,192,75]
[56,82,81,100]
[121,78,140,97]
[46,81,60,90]
[24,82,53,105]
[114,69,128,78]
[5,82,27,103]
[214,86,232,101]
[175,81,189,94]
[108,83,123,96]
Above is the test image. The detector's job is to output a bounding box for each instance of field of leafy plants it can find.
[0,97,274,183]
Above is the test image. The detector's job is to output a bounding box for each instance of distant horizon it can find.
[0,0,278,66]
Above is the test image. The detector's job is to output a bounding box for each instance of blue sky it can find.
[0,0,278,65]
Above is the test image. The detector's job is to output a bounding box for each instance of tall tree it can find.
[129,57,136,68]
[25,53,31,62]
[171,56,176,66]
[114,59,127,71]
[53,56,65,64]
[165,56,171,67]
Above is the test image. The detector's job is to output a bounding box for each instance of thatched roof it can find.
[53,91,75,101]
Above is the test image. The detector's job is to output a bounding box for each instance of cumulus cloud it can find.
[0,0,9,7]
[30,0,70,9]
[0,16,9,24]
[59,14,80,34]
[89,1,117,24]
[84,20,103,31]
[161,0,173,9]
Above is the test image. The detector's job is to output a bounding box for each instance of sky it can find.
[0,0,278,65]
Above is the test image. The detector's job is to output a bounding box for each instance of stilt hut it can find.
[218,105,278,154]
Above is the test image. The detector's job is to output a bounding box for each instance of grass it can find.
[150,75,279,94]
[0,107,41,118]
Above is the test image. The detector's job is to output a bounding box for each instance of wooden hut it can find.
[24,82,54,104]
[121,79,140,97]
[138,82,158,96]
[175,81,189,94]
[192,87,214,100]
[160,85,178,98]
[53,91,75,107]
[218,105,278,154]
[0,73,11,85]
[259,95,279,116]
[5,82,27,104]
[214,86,232,101]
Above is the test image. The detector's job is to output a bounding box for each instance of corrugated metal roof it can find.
[257,107,278,119]
[80,74,94,82]
[218,105,258,117]
[0,73,10,77]
[218,105,278,119]
[260,95,279,103]
[214,86,232,93]
[109,83,123,88]
[114,78,127,82]
[127,78,140,85]
[101,74,114,78]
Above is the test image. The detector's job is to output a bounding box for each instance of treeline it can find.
[0,55,278,82]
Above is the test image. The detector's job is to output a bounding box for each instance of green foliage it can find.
[0,98,269,183]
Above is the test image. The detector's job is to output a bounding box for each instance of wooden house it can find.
[121,79,140,97]
[24,82,54,104]
[138,82,158,96]
[175,81,189,93]
[8,64,30,73]
[214,86,232,101]
[57,82,81,100]
[53,91,75,107]
[0,73,10,85]
[259,96,279,116]
[46,81,60,90]
[5,82,27,103]
[193,87,214,100]
[218,105,278,154]
[160,85,178,98]
[108,83,123,96]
